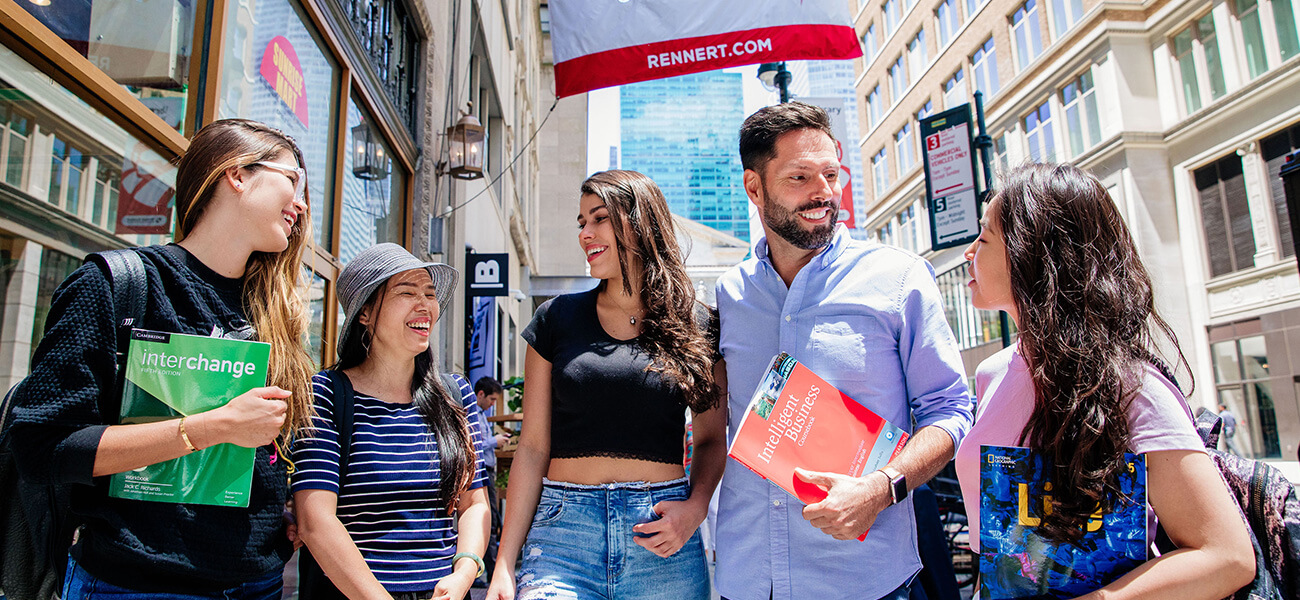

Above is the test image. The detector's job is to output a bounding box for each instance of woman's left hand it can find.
[631,499,706,558]
[430,566,476,600]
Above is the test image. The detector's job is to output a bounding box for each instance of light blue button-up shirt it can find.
[714,225,973,600]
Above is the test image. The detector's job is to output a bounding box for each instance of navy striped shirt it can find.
[291,372,489,592]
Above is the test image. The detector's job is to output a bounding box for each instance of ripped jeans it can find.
[516,477,709,600]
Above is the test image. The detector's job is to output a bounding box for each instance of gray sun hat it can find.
[336,243,458,352]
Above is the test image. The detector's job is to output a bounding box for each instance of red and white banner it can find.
[550,0,862,98]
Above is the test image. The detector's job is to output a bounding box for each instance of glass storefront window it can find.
[18,0,195,134]
[303,268,327,367]
[339,92,405,264]
[0,47,176,246]
[1213,334,1280,458]
[220,0,340,250]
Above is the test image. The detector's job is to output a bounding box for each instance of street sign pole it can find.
[973,91,1011,348]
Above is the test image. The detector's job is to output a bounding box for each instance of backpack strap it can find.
[85,248,147,359]
[323,370,356,485]
[1193,410,1224,451]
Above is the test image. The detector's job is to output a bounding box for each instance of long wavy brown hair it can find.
[174,119,316,437]
[581,170,720,413]
[997,163,1190,544]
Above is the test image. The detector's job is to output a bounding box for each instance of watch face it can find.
[891,476,907,503]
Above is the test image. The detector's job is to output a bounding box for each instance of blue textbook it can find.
[979,445,1148,600]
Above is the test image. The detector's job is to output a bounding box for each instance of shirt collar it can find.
[753,223,851,273]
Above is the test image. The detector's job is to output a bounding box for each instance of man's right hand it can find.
[194,386,290,449]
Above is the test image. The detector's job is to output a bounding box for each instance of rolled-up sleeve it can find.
[897,260,973,448]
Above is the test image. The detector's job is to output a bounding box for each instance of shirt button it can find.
[784,315,791,322]
[773,500,781,507]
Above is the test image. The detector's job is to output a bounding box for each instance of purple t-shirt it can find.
[955,343,1205,552]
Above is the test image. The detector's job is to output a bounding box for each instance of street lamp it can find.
[757,62,792,103]
[351,123,389,181]
[441,104,486,180]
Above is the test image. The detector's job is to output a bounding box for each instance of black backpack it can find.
[0,249,146,600]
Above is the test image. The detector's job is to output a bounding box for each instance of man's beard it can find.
[760,179,839,250]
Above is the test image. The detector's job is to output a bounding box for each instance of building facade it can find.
[620,70,751,243]
[0,0,549,392]
[852,0,1300,462]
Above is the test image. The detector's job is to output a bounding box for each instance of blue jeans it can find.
[516,477,709,600]
[62,555,283,600]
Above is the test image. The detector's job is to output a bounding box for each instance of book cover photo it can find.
[980,445,1148,600]
[108,329,271,507]
[727,353,909,521]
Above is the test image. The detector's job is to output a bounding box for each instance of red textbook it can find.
[728,353,909,536]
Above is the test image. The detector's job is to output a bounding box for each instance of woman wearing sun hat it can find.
[291,243,491,600]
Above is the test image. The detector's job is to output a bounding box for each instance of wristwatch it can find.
[879,466,907,504]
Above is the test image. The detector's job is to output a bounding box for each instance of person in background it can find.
[10,119,316,598]
[712,101,973,600]
[473,376,510,585]
[1218,403,1242,456]
[487,170,728,600]
[955,163,1254,600]
[292,243,490,600]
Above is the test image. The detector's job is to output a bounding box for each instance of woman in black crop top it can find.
[487,170,728,600]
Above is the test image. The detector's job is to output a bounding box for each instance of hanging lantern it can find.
[445,110,485,180]
[351,122,389,181]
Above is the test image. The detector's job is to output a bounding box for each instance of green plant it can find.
[503,376,524,413]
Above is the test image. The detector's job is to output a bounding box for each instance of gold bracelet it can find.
[179,417,198,452]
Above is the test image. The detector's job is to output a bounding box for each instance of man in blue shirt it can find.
[473,377,510,586]
[714,102,973,600]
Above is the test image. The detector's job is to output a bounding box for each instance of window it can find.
[891,56,908,103]
[937,262,1011,350]
[1261,123,1300,258]
[1212,334,1280,458]
[1061,70,1101,156]
[908,30,929,81]
[896,123,917,173]
[340,91,406,264]
[993,132,1009,172]
[878,219,896,246]
[1237,0,1271,79]
[48,137,85,216]
[938,0,961,47]
[1195,154,1255,277]
[1012,0,1044,71]
[885,0,902,37]
[944,70,967,108]
[1024,100,1056,162]
[972,37,1001,97]
[867,87,883,128]
[918,102,933,120]
[965,0,986,21]
[0,105,31,188]
[898,204,918,251]
[863,24,878,64]
[873,149,891,195]
[220,0,341,248]
[1274,0,1300,61]
[341,0,422,134]
[1174,15,1227,114]
[1050,0,1085,37]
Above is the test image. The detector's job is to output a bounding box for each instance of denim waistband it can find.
[540,475,689,492]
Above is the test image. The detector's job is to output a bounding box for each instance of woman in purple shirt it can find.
[955,163,1253,599]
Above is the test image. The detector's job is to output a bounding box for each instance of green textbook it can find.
[108,329,271,507]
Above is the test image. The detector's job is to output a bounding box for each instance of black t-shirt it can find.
[521,287,716,465]
[9,244,291,592]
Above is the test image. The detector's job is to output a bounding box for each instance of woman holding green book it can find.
[954,163,1254,599]
[291,243,491,600]
[10,119,318,598]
